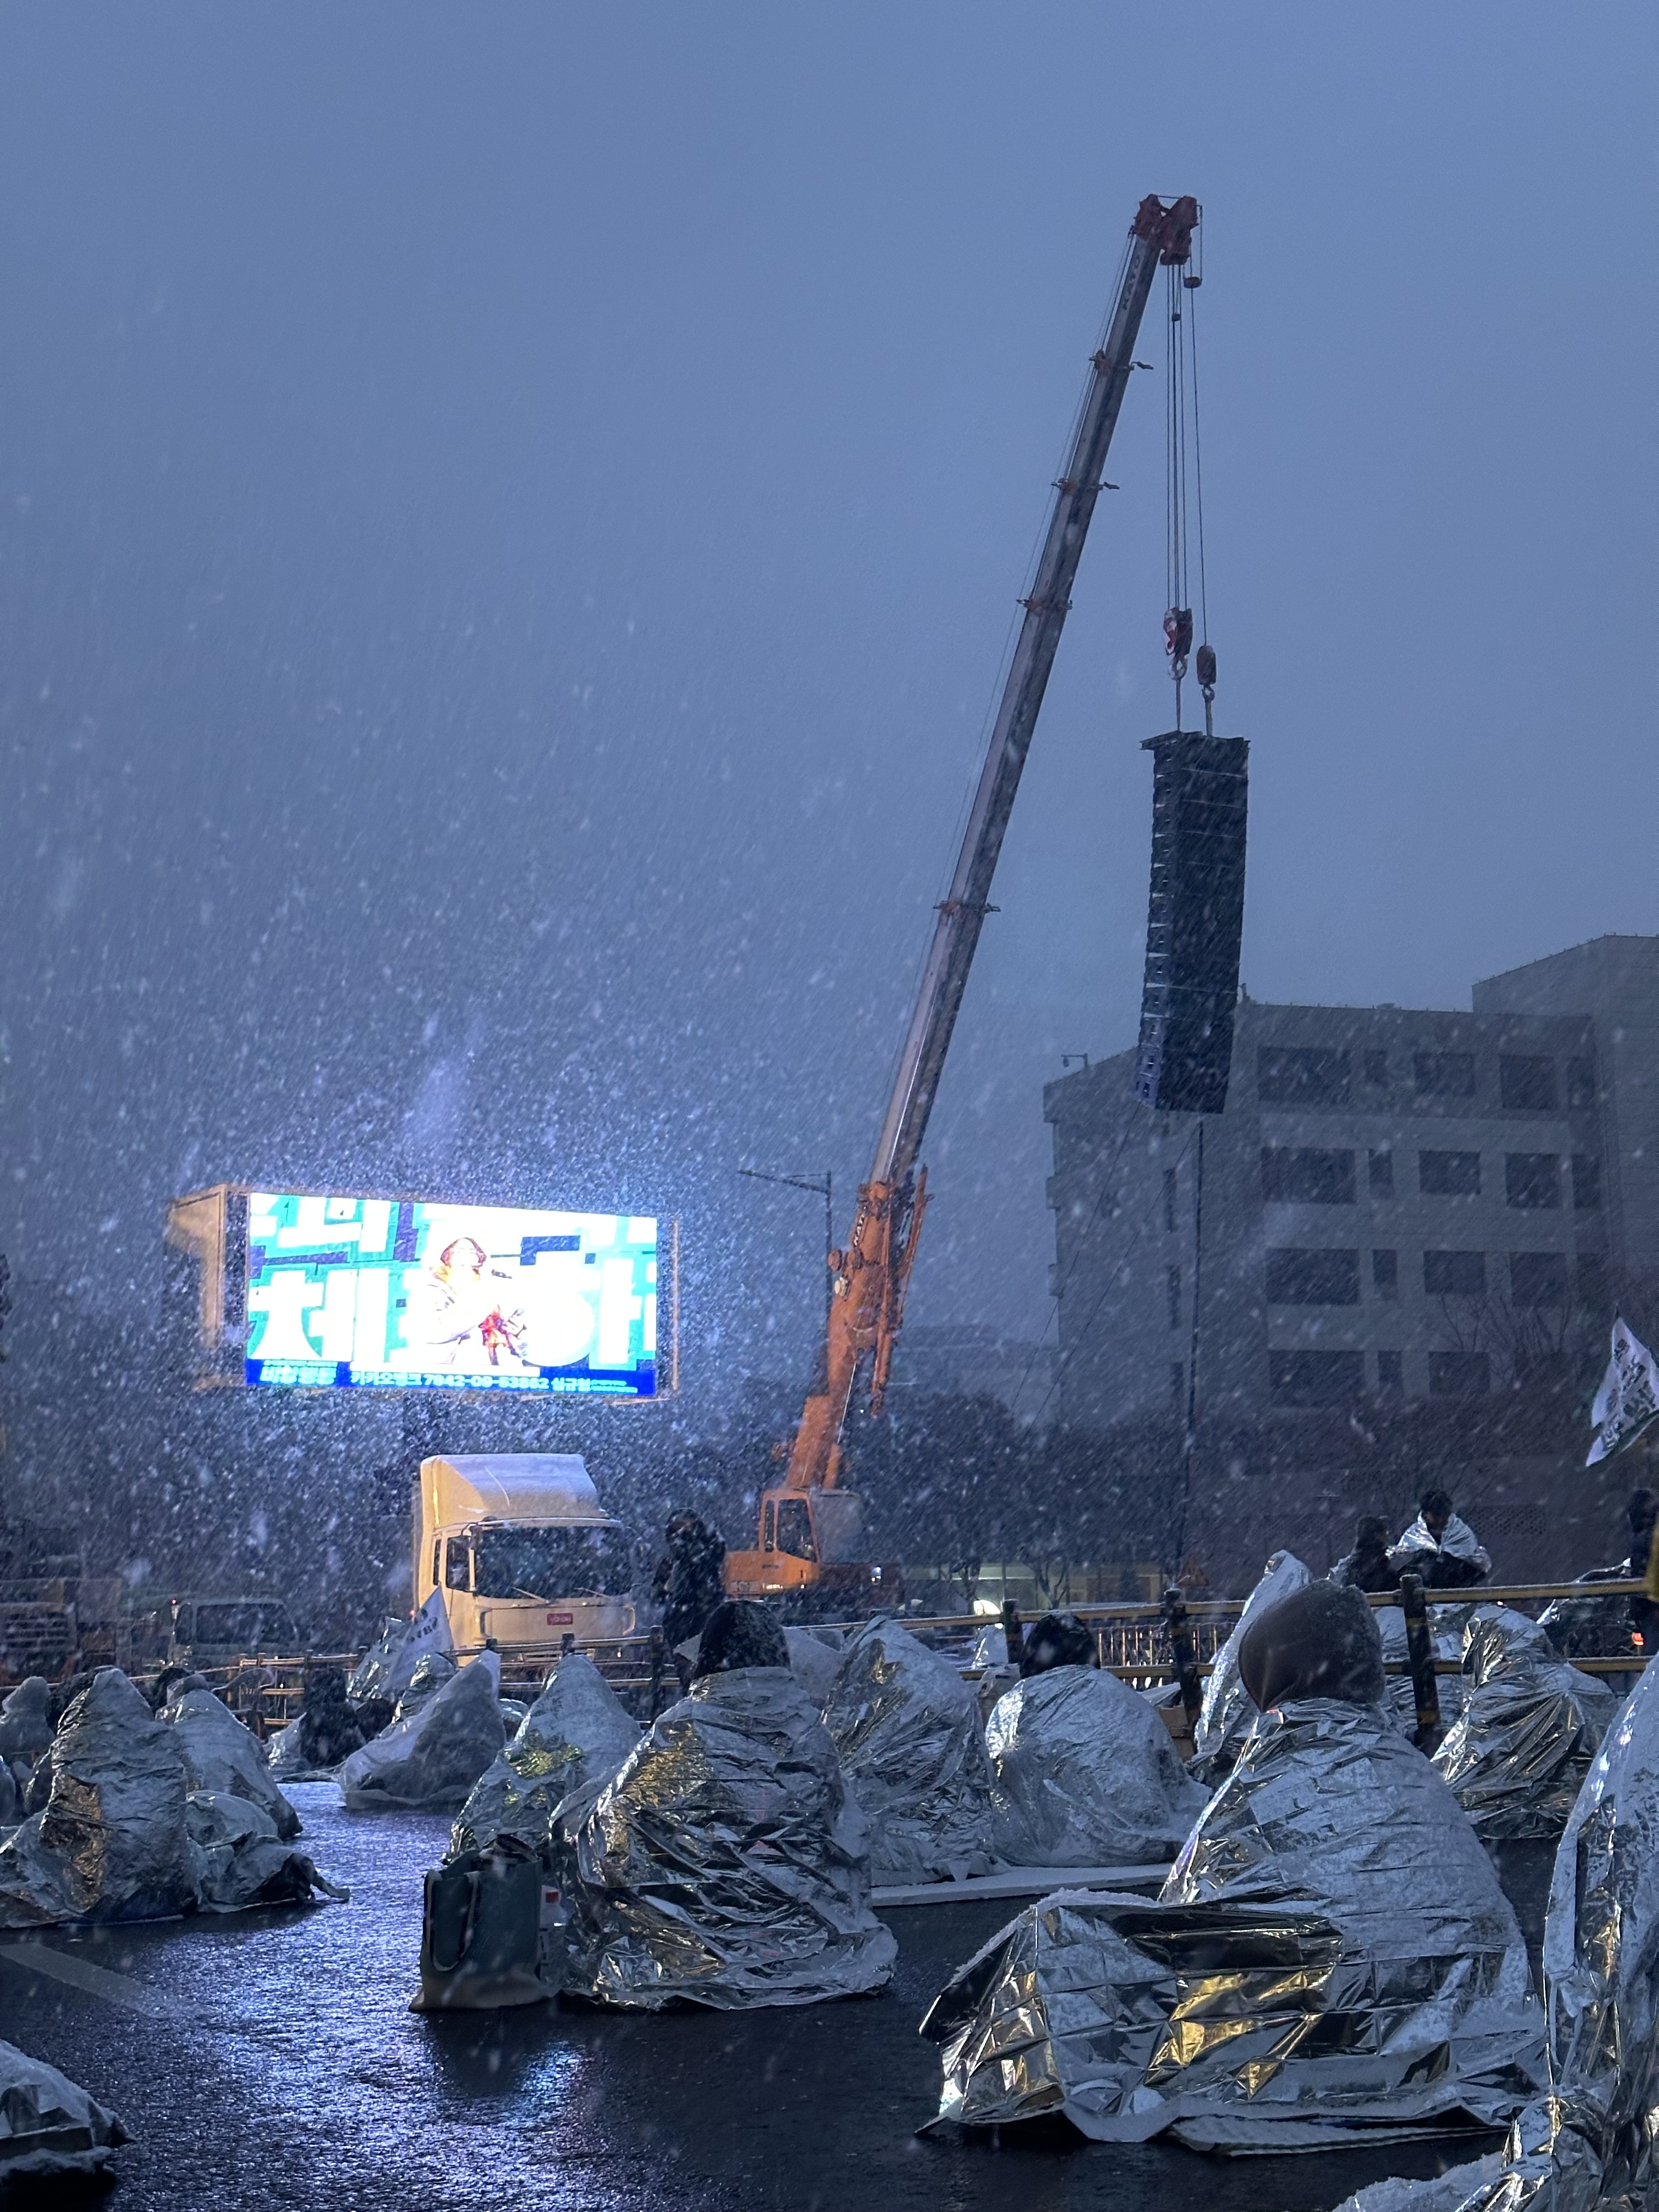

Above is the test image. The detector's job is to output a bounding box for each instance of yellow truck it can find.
[414,1454,638,1656]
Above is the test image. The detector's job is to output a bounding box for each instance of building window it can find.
[1375,1350,1404,1396]
[1369,1149,1394,1197]
[1420,1150,1481,1197]
[1499,1054,1558,1111]
[1261,1147,1356,1205]
[1510,1251,1569,1307]
[1257,1046,1351,1107]
[1578,1252,1609,1313]
[1424,1249,1486,1297]
[1506,1153,1561,1209]
[1167,1265,1181,1328]
[1170,1361,1184,1411]
[1362,1049,1390,1086]
[1414,1050,1476,1097]
[1429,1350,1489,1396]
[1163,1167,1178,1233]
[1372,1249,1398,1300]
[1265,1248,1361,1305]
[1566,1057,1598,1109]
[1269,1350,1365,1407]
[1572,1155,1602,1210]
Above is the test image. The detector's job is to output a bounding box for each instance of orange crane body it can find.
[725,195,1198,1611]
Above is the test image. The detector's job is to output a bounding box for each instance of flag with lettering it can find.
[1588,1317,1659,1465]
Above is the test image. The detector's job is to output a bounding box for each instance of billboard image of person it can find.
[242,1193,662,1395]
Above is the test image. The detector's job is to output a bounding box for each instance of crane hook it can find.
[1195,642,1217,737]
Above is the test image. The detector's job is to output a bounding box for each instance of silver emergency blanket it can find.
[185,1791,345,1911]
[0,1677,53,1774]
[392,1650,458,1723]
[0,2036,127,2178]
[784,1625,843,1708]
[1431,1609,1616,1839]
[558,1664,896,2010]
[927,1695,1543,2150]
[1390,1511,1491,1582]
[0,1762,16,1826]
[822,1618,997,1882]
[1376,1603,1473,1737]
[985,1665,1207,1867]
[1190,1550,1311,1779]
[0,1669,198,1928]
[160,1686,302,1839]
[266,1716,334,1781]
[339,1654,504,1812]
[1333,1629,1659,2212]
[449,1652,638,1860]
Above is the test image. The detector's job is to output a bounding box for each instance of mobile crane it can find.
[725,194,1199,1611]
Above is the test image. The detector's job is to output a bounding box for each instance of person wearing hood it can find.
[925,1579,1543,2150]
[556,1598,895,2010]
[1330,1514,1399,1594]
[1389,1487,1491,1589]
[985,1610,1206,1867]
[653,1510,728,1686]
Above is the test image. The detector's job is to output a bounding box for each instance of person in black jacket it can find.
[1330,1515,1398,1594]
[654,1511,728,1685]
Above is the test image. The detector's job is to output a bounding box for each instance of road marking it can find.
[0,1939,178,2017]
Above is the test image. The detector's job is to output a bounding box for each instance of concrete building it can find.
[1043,935,1659,1583]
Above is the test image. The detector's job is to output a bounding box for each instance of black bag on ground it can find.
[412,1837,559,2013]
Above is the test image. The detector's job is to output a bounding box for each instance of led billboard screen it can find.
[244,1194,661,1395]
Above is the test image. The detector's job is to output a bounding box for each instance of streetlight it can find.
[737,1166,834,1331]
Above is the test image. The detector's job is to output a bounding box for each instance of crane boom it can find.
[725,195,1197,1605]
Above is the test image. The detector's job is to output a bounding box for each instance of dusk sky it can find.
[2,2,1652,1410]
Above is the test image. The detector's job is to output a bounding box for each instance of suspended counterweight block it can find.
[1133,731,1250,1116]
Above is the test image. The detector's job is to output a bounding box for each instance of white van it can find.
[414,1454,637,1655]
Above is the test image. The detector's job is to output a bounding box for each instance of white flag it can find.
[385,1588,455,1699]
[1587,1317,1659,1465]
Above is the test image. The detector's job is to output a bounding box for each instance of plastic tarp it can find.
[1432,1609,1616,1839]
[926,1692,1543,2151]
[822,1618,997,1883]
[985,1665,1207,1867]
[557,1663,897,2011]
[449,1652,638,1861]
[1190,1550,1312,1779]
[1331,1634,1659,2212]
[0,2038,127,2179]
[338,1653,504,1812]
[160,1686,302,1839]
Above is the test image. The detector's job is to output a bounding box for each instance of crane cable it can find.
[1163,222,1215,734]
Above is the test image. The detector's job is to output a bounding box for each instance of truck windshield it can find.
[471,1525,633,1602]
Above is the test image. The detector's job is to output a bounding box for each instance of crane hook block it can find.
[1164,606,1194,665]
[1195,644,1217,689]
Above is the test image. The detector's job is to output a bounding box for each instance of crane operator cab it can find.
[725,1486,898,1618]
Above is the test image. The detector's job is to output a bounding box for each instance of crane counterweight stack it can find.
[725,194,1199,1611]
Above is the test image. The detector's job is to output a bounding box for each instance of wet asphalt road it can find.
[1,1784,1501,2212]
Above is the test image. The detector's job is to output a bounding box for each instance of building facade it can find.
[1044,936,1659,1583]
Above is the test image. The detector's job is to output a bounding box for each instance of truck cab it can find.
[415,1453,637,1654]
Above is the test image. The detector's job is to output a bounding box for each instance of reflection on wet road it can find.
[1,1784,1488,2212]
